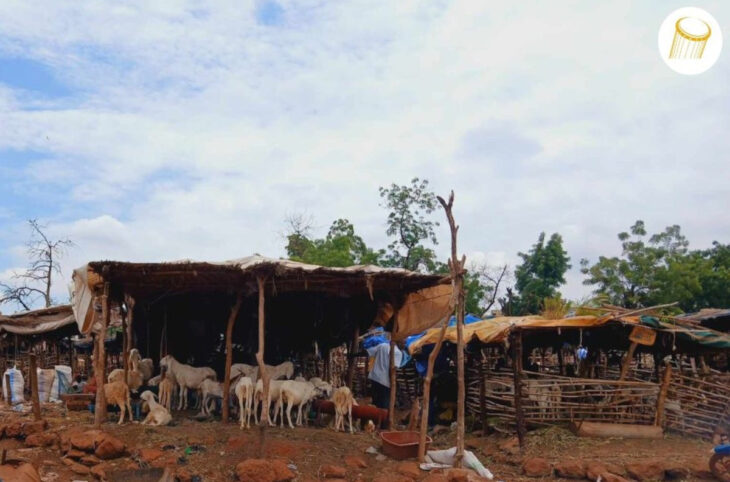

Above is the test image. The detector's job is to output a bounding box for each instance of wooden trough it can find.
[311,399,388,426]
[571,421,663,439]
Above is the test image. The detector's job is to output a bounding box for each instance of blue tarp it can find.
[405,314,483,376]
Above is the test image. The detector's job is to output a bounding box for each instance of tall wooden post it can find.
[437,190,466,468]
[479,354,487,436]
[255,275,270,458]
[122,304,129,384]
[222,293,243,423]
[388,310,399,429]
[94,282,110,427]
[512,330,526,450]
[654,362,672,426]
[29,354,41,421]
[346,324,360,388]
[418,316,450,461]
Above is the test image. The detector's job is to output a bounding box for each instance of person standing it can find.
[366,341,402,410]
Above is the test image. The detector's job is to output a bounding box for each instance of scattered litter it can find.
[162,444,176,451]
[375,454,386,462]
[425,447,494,480]
[287,464,298,471]
[178,456,188,465]
[365,446,379,455]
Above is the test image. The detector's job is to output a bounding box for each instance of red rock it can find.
[586,461,608,481]
[687,458,715,479]
[61,457,75,466]
[0,462,41,482]
[598,473,630,482]
[397,461,421,479]
[372,476,413,482]
[498,437,520,455]
[70,431,100,452]
[625,460,665,481]
[21,420,47,437]
[5,422,23,438]
[90,463,108,480]
[523,457,552,477]
[175,467,194,482]
[344,455,368,468]
[150,453,178,469]
[94,433,126,459]
[422,474,449,482]
[235,459,295,482]
[665,464,690,479]
[554,459,586,479]
[446,467,490,481]
[69,460,91,474]
[80,454,102,466]
[320,464,347,478]
[66,448,86,459]
[138,447,165,463]
[24,432,58,448]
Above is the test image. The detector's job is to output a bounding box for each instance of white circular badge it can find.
[658,7,722,75]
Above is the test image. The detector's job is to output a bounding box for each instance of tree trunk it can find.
[94,283,110,427]
[29,354,41,421]
[512,330,526,451]
[418,316,449,461]
[346,324,360,389]
[222,293,243,423]
[619,342,638,381]
[255,275,270,457]
[654,362,672,427]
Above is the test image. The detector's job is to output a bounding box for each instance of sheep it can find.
[278,380,322,429]
[525,379,550,419]
[103,380,133,424]
[158,371,177,412]
[265,361,294,381]
[234,376,254,429]
[231,363,258,383]
[332,386,356,433]
[253,379,287,425]
[198,378,223,416]
[129,349,154,383]
[139,390,172,426]
[107,365,144,392]
[159,355,216,410]
[147,375,162,386]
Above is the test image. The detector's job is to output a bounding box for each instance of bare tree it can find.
[469,262,510,314]
[0,219,74,311]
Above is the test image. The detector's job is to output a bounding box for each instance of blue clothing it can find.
[366,342,403,388]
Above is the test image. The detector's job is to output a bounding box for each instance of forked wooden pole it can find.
[437,190,466,468]
[222,293,244,423]
[255,275,270,457]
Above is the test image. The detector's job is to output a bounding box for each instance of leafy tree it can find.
[379,178,440,272]
[0,219,74,312]
[285,217,383,267]
[511,232,571,314]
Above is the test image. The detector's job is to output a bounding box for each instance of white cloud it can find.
[0,1,729,311]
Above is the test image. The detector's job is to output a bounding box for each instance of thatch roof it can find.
[0,305,77,336]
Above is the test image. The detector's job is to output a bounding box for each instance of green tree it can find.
[379,178,440,272]
[285,217,383,267]
[512,232,571,314]
[464,263,509,316]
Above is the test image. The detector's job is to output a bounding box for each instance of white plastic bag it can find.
[50,365,72,402]
[2,366,25,404]
[36,368,56,402]
[425,447,494,480]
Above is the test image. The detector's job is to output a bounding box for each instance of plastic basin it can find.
[380,431,431,460]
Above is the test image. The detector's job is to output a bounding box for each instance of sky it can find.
[1,1,729,312]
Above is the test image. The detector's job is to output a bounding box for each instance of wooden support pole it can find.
[94,282,110,427]
[222,293,244,423]
[122,305,129,385]
[479,354,487,436]
[619,342,638,381]
[346,324,360,389]
[654,361,672,426]
[512,330,526,451]
[418,316,450,462]
[255,275,270,458]
[4,374,10,406]
[29,354,41,421]
[388,310,399,429]
[437,190,466,468]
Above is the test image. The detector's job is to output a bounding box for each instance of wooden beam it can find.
[654,361,672,426]
[388,310,399,429]
[512,330,526,451]
[255,275,269,457]
[479,352,487,437]
[29,354,41,421]
[418,315,449,461]
[222,293,244,423]
[619,342,638,381]
[122,304,129,385]
[94,283,110,427]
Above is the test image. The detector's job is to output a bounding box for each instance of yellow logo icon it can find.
[669,17,711,59]
[659,7,723,75]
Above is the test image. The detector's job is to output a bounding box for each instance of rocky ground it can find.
[0,403,717,481]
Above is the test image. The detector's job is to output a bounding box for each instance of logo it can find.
[659,7,722,75]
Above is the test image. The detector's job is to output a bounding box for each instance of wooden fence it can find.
[665,372,730,440]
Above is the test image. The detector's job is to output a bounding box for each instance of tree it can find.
[512,232,571,314]
[464,262,509,316]
[284,217,383,267]
[0,219,74,311]
[379,178,440,272]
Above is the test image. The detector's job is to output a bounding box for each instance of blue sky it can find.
[1,1,729,312]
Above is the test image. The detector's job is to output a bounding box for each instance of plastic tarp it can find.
[640,316,730,349]
[0,305,77,336]
[388,284,455,341]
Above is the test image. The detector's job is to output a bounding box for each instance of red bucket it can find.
[380,431,431,460]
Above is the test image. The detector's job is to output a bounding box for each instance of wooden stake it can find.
[222,293,244,423]
[122,303,129,385]
[346,324,360,389]
[654,361,672,426]
[619,342,638,381]
[437,190,466,468]
[388,339,397,429]
[94,282,110,427]
[479,354,487,436]
[418,315,449,461]
[4,374,10,406]
[29,354,41,421]
[255,276,270,430]
[512,330,526,451]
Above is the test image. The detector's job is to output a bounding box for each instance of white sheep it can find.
[332,386,356,433]
[234,376,254,429]
[139,390,172,426]
[231,363,258,383]
[158,371,177,411]
[129,349,154,383]
[103,380,133,425]
[198,378,223,416]
[159,355,216,410]
[108,362,143,392]
[265,361,294,381]
[278,380,322,429]
[253,378,287,426]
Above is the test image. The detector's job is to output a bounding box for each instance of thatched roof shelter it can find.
[0,305,77,337]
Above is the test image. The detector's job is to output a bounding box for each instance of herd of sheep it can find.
[100,350,357,434]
